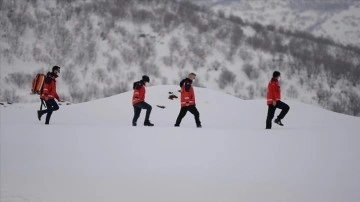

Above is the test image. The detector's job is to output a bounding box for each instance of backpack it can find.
[31,73,46,94]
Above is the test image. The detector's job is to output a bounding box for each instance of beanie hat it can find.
[52,66,60,72]
[273,71,280,78]
[142,75,150,83]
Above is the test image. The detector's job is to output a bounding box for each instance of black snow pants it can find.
[266,100,290,129]
[132,101,152,124]
[175,105,201,127]
[40,99,59,124]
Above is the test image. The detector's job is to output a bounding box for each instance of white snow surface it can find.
[1,85,360,202]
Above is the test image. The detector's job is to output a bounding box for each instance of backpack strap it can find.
[40,99,47,111]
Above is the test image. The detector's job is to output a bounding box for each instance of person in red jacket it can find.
[175,73,202,128]
[266,71,290,129]
[132,75,154,126]
[37,66,61,125]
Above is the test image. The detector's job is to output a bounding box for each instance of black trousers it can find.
[266,100,290,128]
[133,101,152,124]
[40,99,59,124]
[175,105,201,126]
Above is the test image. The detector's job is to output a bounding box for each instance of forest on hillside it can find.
[1,0,360,116]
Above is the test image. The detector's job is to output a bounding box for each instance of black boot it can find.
[274,118,284,126]
[144,120,154,126]
[37,110,43,121]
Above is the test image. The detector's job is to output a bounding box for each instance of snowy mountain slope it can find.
[1,85,360,202]
[1,0,359,118]
[196,0,360,47]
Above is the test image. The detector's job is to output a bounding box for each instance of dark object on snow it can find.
[168,94,178,100]
[156,105,166,109]
[168,91,178,100]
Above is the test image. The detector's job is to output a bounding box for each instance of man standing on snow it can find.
[132,75,154,126]
[266,71,290,129]
[175,73,202,128]
[38,66,61,125]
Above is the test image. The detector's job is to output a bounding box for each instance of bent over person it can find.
[266,71,290,129]
[132,75,154,126]
[175,73,202,128]
[38,66,61,125]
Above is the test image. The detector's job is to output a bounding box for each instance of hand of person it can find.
[273,101,277,106]
[44,97,49,101]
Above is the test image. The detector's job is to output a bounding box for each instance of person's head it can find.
[188,73,196,81]
[142,75,150,83]
[48,66,60,78]
[272,71,280,80]
[52,66,61,76]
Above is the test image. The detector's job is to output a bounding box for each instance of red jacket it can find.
[132,81,146,105]
[180,78,196,107]
[41,76,59,100]
[267,78,281,105]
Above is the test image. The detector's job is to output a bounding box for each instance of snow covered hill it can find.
[1,0,360,117]
[1,85,359,202]
[195,0,360,47]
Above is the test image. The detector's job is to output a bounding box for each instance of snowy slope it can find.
[1,0,360,118]
[1,85,360,202]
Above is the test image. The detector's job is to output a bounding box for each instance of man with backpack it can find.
[266,71,290,129]
[174,73,202,128]
[132,75,154,126]
[37,66,61,125]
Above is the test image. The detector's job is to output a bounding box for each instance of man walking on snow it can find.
[266,71,290,129]
[132,75,154,126]
[175,73,202,128]
[38,66,62,125]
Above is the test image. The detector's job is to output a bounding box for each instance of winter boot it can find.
[197,124,202,128]
[37,110,43,121]
[132,122,137,126]
[144,120,154,126]
[274,118,284,126]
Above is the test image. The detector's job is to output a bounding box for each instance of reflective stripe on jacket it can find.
[180,78,195,107]
[132,81,146,105]
[41,77,59,100]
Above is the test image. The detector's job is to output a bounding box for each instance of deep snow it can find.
[1,85,359,202]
